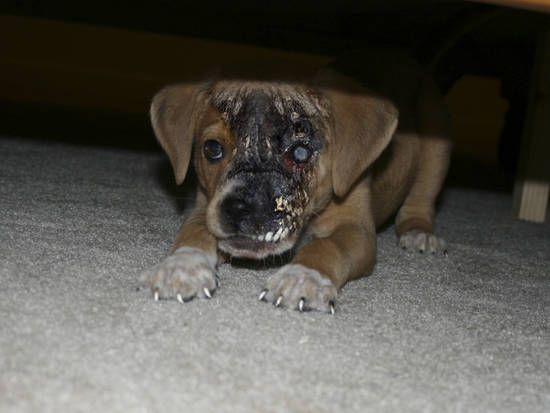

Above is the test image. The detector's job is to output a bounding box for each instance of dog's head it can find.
[151,69,398,259]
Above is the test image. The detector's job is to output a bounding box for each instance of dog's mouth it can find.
[218,228,296,259]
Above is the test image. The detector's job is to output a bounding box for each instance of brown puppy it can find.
[140,52,452,314]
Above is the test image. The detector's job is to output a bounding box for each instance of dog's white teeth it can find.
[281,228,289,240]
[257,228,289,243]
[273,227,283,242]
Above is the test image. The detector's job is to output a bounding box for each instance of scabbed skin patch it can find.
[211,85,324,257]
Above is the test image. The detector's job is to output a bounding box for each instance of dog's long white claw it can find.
[265,232,273,242]
[329,301,335,315]
[299,297,305,312]
[203,288,212,299]
[275,295,283,307]
[258,289,268,301]
[176,294,184,304]
[153,290,159,302]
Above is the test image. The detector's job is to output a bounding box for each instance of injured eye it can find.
[204,139,224,161]
[290,143,312,164]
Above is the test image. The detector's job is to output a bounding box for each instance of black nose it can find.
[221,195,253,225]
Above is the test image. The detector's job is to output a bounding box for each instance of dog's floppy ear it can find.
[150,83,208,185]
[316,69,398,198]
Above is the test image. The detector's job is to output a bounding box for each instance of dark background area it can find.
[0,1,485,55]
[1,0,549,190]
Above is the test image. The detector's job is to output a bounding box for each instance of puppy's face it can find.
[198,83,331,259]
[151,72,398,259]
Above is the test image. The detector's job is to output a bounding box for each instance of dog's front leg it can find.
[139,191,220,302]
[260,187,376,314]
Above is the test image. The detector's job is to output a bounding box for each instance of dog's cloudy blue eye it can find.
[204,139,224,161]
[292,144,311,163]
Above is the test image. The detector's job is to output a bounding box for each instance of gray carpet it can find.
[1,136,549,413]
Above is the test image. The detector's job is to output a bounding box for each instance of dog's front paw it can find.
[139,247,219,302]
[259,264,337,314]
[399,229,447,254]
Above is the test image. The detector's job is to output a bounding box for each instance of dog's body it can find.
[140,50,452,313]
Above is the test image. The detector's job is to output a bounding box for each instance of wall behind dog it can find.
[0,13,331,147]
[446,75,509,166]
[0,14,331,113]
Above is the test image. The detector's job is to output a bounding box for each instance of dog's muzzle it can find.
[215,176,301,259]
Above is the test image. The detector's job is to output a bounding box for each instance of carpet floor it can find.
[1,137,549,412]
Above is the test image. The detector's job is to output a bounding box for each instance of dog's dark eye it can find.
[290,144,312,163]
[204,139,224,161]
